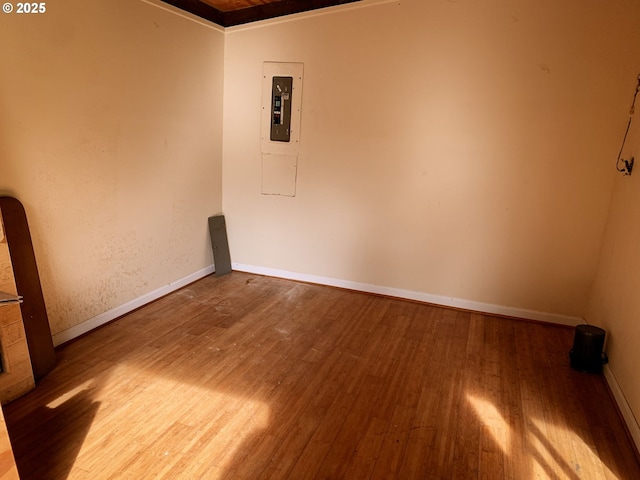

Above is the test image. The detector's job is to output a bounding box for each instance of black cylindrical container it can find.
[569,324,608,373]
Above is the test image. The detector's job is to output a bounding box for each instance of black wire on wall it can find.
[616,74,640,176]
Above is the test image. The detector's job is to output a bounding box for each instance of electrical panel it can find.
[261,62,303,155]
[270,76,293,142]
[261,62,303,196]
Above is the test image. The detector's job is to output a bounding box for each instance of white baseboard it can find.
[51,265,215,347]
[603,365,640,453]
[52,262,581,347]
[231,263,582,327]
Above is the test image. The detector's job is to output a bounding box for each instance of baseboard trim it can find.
[52,265,215,347]
[603,365,640,454]
[231,263,582,326]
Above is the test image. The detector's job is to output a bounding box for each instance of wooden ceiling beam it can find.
[161,0,225,25]
[161,0,361,27]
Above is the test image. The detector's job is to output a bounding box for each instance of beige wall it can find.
[223,0,640,318]
[587,123,640,438]
[0,0,225,335]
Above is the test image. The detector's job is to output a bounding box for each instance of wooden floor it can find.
[3,272,640,479]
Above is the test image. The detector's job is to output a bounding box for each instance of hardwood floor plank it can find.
[449,315,484,480]
[2,272,639,479]
[343,416,388,479]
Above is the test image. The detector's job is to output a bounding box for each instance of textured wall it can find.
[0,0,225,335]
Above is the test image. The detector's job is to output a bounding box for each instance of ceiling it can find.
[161,0,361,27]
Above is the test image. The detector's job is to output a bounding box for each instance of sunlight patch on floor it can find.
[529,417,618,480]
[467,392,620,480]
[467,394,510,454]
[46,379,97,409]
[64,363,271,479]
